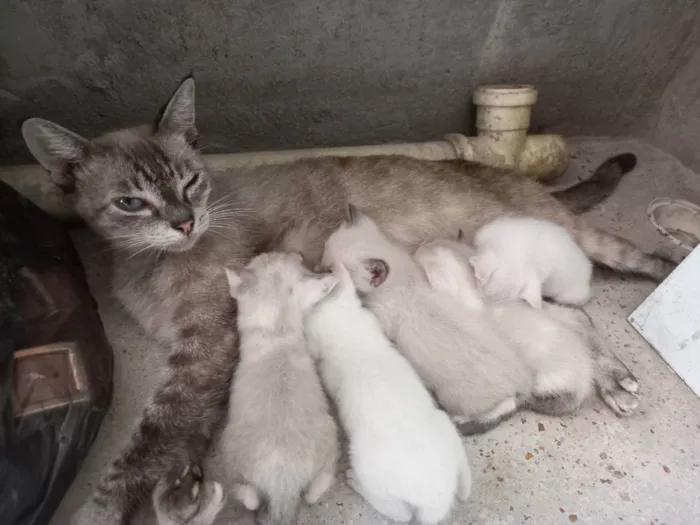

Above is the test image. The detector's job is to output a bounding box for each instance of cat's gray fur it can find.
[20,77,669,524]
[220,252,338,525]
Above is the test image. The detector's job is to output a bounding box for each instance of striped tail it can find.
[575,222,676,282]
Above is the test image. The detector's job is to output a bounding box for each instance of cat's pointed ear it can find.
[469,252,497,286]
[22,118,89,188]
[157,76,197,141]
[520,275,543,309]
[346,204,359,225]
[457,229,465,242]
[298,274,339,311]
[363,258,389,288]
[224,268,242,298]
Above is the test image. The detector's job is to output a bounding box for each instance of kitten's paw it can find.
[233,483,261,511]
[618,376,639,394]
[599,385,639,416]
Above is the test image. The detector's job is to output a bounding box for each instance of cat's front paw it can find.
[153,465,225,525]
[598,369,640,416]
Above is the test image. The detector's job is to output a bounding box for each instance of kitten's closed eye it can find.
[114,197,150,213]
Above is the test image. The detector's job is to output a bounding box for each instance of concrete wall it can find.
[1,0,699,167]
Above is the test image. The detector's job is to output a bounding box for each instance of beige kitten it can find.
[221,252,339,525]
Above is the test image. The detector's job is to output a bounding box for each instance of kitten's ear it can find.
[224,268,242,298]
[469,252,497,285]
[457,229,465,242]
[157,76,197,141]
[364,258,389,287]
[346,204,359,225]
[299,274,339,310]
[22,118,89,188]
[520,275,543,309]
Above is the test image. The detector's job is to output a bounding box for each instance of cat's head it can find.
[21,77,211,253]
[322,205,420,290]
[225,252,343,327]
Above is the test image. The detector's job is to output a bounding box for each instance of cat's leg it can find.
[543,303,639,415]
[453,397,518,435]
[71,314,237,525]
[305,422,339,504]
[152,465,225,525]
[345,469,412,523]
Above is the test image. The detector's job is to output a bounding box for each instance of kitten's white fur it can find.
[322,211,533,425]
[416,240,594,415]
[220,252,339,525]
[301,262,471,524]
[471,216,592,308]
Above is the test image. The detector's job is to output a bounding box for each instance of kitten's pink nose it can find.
[175,219,194,235]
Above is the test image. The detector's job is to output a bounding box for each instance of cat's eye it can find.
[183,173,201,196]
[114,197,148,212]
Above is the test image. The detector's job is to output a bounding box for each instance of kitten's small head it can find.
[470,251,542,307]
[225,252,340,325]
[22,77,212,253]
[322,205,418,290]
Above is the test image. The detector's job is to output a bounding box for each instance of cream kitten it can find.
[300,262,471,524]
[471,216,593,308]
[221,252,339,525]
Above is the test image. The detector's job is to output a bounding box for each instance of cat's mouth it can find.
[167,231,204,252]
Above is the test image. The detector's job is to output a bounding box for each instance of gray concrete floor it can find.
[50,137,700,525]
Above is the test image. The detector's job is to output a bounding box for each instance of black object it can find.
[0,181,114,525]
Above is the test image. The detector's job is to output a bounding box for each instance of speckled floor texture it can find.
[50,137,700,525]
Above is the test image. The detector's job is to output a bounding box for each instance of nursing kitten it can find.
[322,208,534,429]
[416,238,637,418]
[152,465,225,525]
[21,77,662,524]
[471,216,593,308]
[300,262,471,524]
[414,234,484,311]
[221,252,339,525]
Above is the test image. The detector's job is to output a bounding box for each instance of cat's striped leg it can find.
[71,317,237,525]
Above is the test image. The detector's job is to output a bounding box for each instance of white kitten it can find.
[416,239,593,417]
[220,252,339,525]
[322,207,534,431]
[471,216,592,308]
[300,262,471,524]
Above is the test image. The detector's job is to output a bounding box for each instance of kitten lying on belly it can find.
[416,238,638,419]
[322,207,535,431]
[299,261,471,524]
[169,252,336,525]
[471,216,593,308]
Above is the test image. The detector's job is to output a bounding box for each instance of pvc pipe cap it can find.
[473,84,538,107]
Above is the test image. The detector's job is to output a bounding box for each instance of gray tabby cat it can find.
[20,77,671,525]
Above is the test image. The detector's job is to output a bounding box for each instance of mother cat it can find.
[22,77,670,525]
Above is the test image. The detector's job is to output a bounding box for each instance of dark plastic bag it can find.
[0,181,114,525]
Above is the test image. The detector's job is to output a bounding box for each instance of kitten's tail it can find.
[256,490,301,525]
[574,220,676,282]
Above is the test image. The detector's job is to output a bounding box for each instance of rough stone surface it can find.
[1,1,699,168]
[48,138,700,525]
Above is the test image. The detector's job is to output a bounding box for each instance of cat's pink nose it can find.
[175,219,194,235]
